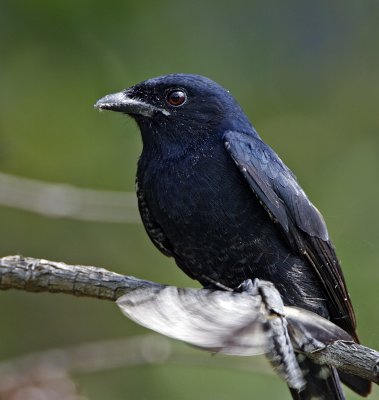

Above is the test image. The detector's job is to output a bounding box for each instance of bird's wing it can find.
[223,130,356,337]
[136,179,175,257]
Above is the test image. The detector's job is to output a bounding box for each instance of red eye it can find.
[167,90,187,106]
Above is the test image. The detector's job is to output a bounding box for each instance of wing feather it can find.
[223,130,356,337]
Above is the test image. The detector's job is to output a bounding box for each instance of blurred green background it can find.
[1,0,378,399]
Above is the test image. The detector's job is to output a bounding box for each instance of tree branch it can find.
[307,341,379,384]
[0,255,158,301]
[1,255,378,386]
[0,172,140,223]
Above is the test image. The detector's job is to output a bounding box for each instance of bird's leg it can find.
[200,274,234,291]
[234,278,256,294]
[236,278,305,390]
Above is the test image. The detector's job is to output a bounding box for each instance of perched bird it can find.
[95,74,370,399]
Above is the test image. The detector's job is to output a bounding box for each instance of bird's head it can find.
[95,74,254,156]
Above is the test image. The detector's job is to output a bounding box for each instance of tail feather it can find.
[339,371,371,397]
[289,357,345,400]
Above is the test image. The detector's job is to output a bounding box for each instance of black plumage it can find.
[95,74,370,399]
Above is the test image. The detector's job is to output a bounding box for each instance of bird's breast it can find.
[138,148,280,278]
[137,149,328,316]
[140,148,255,225]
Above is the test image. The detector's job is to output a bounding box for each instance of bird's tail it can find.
[339,371,371,397]
[289,357,345,400]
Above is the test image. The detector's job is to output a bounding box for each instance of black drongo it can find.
[95,74,370,399]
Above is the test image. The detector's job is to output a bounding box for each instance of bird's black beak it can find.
[94,90,170,118]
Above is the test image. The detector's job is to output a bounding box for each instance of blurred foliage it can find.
[0,0,378,399]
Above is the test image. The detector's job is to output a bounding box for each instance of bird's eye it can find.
[166,90,187,107]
